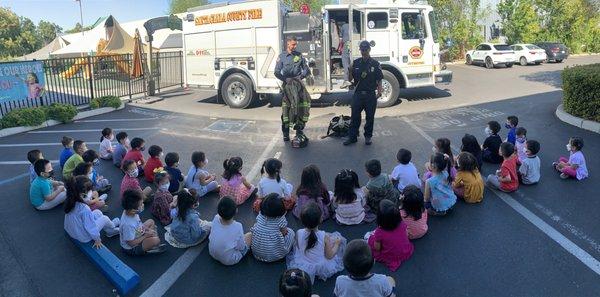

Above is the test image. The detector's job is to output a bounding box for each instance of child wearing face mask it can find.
[554,137,588,180]
[164,152,185,194]
[122,137,146,176]
[64,175,120,249]
[482,121,503,164]
[152,170,177,225]
[515,127,528,163]
[30,158,66,210]
[121,160,153,201]
[82,150,111,194]
[120,189,166,255]
[99,128,115,160]
[113,132,129,168]
[73,163,108,212]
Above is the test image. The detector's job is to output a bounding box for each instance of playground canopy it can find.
[14,36,70,60]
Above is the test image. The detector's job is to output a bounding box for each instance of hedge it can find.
[90,96,122,109]
[0,103,78,129]
[562,63,600,122]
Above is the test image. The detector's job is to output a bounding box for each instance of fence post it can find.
[87,56,94,100]
[179,51,184,87]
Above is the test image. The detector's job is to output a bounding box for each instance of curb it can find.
[0,104,125,138]
[555,104,600,134]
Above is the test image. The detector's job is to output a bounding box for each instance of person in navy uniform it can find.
[274,36,310,142]
[343,40,383,146]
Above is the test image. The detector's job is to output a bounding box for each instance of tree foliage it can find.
[38,20,63,45]
[169,0,208,14]
[497,0,540,44]
[0,7,63,59]
[282,0,333,12]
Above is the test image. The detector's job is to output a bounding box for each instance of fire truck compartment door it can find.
[364,9,390,60]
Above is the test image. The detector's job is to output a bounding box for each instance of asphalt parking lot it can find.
[1,55,599,297]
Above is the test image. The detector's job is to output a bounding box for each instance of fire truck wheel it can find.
[377,70,400,108]
[221,73,255,109]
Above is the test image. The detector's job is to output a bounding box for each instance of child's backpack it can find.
[321,115,351,139]
[366,175,400,213]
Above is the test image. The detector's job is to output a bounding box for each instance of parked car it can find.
[535,42,569,63]
[511,44,547,65]
[466,43,517,69]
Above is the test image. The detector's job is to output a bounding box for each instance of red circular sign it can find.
[409,46,423,59]
[300,4,310,14]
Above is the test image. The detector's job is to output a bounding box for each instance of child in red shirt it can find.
[122,137,146,175]
[486,142,519,192]
[144,145,164,183]
[121,160,152,200]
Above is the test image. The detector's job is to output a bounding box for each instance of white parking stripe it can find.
[0,141,109,147]
[74,117,159,123]
[139,131,282,297]
[401,116,600,276]
[28,127,159,134]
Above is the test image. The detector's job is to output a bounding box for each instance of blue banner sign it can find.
[0,61,46,103]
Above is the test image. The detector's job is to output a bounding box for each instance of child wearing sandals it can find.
[219,157,256,205]
[287,202,345,283]
[151,170,177,225]
[253,158,296,212]
[331,169,369,225]
[400,185,428,240]
[169,188,211,247]
[64,176,120,248]
[209,196,252,266]
[251,193,295,262]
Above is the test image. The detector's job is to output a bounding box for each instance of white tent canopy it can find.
[15,36,69,60]
[51,17,111,57]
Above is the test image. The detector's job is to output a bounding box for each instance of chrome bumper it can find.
[434,70,453,84]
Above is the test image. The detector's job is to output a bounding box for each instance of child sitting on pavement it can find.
[122,137,146,176]
[164,152,185,194]
[209,196,252,266]
[30,159,66,210]
[553,136,588,180]
[82,150,111,193]
[424,153,457,216]
[59,136,74,169]
[391,148,421,192]
[151,170,177,225]
[113,132,129,168]
[482,121,503,164]
[515,127,528,162]
[28,149,44,184]
[64,175,120,248]
[63,140,88,179]
[121,160,153,200]
[400,185,428,240]
[73,163,108,212]
[99,127,115,160]
[120,189,166,255]
[251,193,295,262]
[363,159,400,215]
[293,164,332,222]
[487,142,519,192]
[452,152,484,203]
[219,156,256,205]
[505,115,519,144]
[144,145,164,183]
[254,158,295,212]
[331,169,369,225]
[519,140,541,185]
[169,188,211,247]
[334,239,397,297]
[185,151,220,199]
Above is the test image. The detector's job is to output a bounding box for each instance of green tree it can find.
[65,22,83,34]
[0,7,22,58]
[18,17,41,54]
[282,0,333,12]
[169,0,208,14]
[38,20,63,45]
[497,0,540,44]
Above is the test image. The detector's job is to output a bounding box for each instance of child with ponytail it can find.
[287,202,345,283]
[253,158,295,212]
[424,152,457,216]
[220,157,256,205]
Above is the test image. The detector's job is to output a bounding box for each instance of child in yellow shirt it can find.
[453,152,484,203]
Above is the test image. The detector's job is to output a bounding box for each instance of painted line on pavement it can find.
[28,127,159,134]
[401,116,600,276]
[140,131,282,297]
[0,172,29,186]
[0,160,58,165]
[0,141,110,148]
[74,117,159,123]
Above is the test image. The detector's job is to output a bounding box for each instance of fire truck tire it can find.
[221,73,255,109]
[377,70,400,108]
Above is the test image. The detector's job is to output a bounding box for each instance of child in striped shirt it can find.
[251,193,295,262]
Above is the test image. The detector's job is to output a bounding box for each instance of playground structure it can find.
[59,16,150,80]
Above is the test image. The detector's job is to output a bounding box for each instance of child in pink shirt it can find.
[366,200,413,271]
[121,160,152,200]
[400,185,428,240]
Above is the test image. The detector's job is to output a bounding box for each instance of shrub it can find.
[0,107,47,128]
[90,96,122,109]
[44,103,78,123]
[562,64,600,122]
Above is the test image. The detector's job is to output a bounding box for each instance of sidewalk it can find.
[555,104,600,134]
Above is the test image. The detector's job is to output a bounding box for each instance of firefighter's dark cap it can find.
[359,41,371,51]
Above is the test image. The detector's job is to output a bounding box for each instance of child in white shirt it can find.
[99,127,115,160]
[209,196,252,265]
[391,149,421,192]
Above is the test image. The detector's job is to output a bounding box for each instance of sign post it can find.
[143,14,182,96]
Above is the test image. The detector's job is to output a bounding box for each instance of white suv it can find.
[511,44,547,66]
[466,43,517,69]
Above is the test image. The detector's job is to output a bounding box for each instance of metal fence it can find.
[0,51,183,117]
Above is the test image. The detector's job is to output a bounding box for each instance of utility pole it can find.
[76,0,84,36]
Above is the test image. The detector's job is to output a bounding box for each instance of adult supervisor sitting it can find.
[274,36,311,142]
[344,40,383,146]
